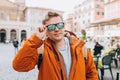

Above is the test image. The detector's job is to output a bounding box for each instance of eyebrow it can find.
[46,22,64,26]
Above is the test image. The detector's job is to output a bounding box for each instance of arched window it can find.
[0,29,6,42]
[10,29,16,41]
[21,30,26,42]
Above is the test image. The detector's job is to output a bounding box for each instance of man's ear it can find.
[63,22,67,30]
[45,29,49,38]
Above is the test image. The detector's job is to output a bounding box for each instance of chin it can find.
[53,37,63,42]
[49,35,64,41]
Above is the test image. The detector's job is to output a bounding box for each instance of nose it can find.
[54,26,59,31]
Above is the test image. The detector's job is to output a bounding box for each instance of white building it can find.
[90,0,120,44]
[73,0,104,37]
[72,0,120,45]
[0,0,64,43]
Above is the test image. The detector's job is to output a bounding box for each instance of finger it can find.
[43,25,46,30]
[38,27,43,32]
[38,27,42,32]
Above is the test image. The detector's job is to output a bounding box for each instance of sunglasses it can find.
[46,22,64,31]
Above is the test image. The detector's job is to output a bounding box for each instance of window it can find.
[96,4,100,8]
[88,19,90,22]
[97,12,100,15]
[74,22,77,26]
[74,28,77,32]
[102,12,104,15]
[83,21,85,24]
[0,13,4,20]
[74,17,76,19]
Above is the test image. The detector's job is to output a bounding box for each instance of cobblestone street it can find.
[0,43,119,80]
[0,43,38,80]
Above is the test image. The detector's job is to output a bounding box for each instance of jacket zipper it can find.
[51,44,66,80]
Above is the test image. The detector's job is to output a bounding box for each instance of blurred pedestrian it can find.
[116,44,120,55]
[115,44,120,61]
[93,41,104,56]
[13,38,19,54]
[12,11,98,80]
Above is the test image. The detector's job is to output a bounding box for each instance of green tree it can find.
[81,29,86,41]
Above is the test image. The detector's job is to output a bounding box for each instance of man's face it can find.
[45,16,65,42]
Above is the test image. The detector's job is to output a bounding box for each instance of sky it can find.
[9,0,84,19]
[10,0,84,13]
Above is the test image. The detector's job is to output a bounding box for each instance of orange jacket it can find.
[12,33,98,80]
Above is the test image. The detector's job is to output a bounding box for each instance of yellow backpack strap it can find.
[82,45,88,61]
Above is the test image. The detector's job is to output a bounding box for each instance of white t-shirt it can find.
[58,37,72,78]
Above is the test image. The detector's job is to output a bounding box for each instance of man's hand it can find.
[35,25,47,40]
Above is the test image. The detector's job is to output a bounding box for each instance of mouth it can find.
[54,33,62,36]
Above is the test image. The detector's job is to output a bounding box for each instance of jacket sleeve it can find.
[12,34,43,72]
[86,49,98,80]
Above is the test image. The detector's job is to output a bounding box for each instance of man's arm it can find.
[12,34,43,72]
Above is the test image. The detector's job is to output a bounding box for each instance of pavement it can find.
[0,43,120,80]
[98,64,120,80]
[0,43,38,80]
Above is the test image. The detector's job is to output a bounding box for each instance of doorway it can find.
[0,29,6,43]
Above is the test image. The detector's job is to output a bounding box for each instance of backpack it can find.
[37,45,88,69]
[13,41,18,47]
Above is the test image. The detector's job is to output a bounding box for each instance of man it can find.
[12,12,98,80]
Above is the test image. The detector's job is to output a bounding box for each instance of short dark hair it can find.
[42,12,63,25]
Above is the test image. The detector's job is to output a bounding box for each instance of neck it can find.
[55,38,65,48]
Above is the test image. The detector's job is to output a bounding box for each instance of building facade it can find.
[0,0,63,43]
[72,0,120,43]
[90,0,120,43]
[64,14,74,31]
[73,0,104,37]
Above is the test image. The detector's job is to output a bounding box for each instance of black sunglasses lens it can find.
[57,23,64,29]
[47,25,55,31]
[47,22,64,31]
